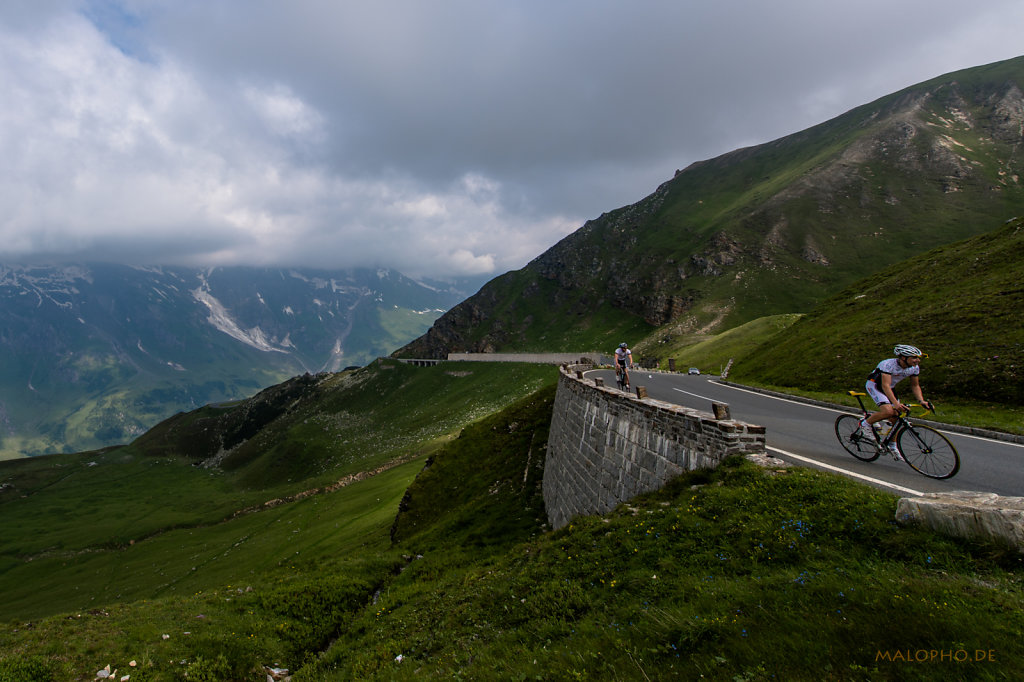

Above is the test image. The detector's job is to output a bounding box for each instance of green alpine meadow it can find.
[2,361,1023,680]
[3,56,1024,681]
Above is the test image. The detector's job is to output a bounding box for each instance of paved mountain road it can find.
[588,370,1023,498]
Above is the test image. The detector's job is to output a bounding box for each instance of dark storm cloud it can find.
[1,0,1022,277]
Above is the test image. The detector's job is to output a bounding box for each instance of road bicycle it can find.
[834,391,960,479]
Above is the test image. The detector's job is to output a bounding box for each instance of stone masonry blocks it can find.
[544,364,767,529]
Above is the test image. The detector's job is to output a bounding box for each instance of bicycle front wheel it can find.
[897,425,960,479]
[835,414,880,462]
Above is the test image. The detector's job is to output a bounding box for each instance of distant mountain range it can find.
[0,264,477,458]
[397,55,1024,358]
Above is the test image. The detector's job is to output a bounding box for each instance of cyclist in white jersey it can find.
[860,344,933,449]
[614,342,633,388]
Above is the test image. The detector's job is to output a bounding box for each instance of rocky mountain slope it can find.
[0,264,472,458]
[397,55,1024,358]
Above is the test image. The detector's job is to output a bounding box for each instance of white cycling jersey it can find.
[615,348,632,366]
[865,358,919,405]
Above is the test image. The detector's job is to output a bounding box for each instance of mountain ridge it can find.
[0,263,475,458]
[397,55,1024,359]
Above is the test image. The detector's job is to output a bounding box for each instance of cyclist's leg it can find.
[863,382,896,428]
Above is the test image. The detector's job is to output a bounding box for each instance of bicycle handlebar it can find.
[901,402,935,418]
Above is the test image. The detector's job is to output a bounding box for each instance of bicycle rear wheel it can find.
[897,425,960,479]
[835,414,880,462]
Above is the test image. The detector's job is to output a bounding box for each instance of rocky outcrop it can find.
[395,282,507,358]
[896,492,1024,552]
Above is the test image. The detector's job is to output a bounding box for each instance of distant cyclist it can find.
[860,344,934,452]
[614,342,633,389]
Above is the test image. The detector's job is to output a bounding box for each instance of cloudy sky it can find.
[2,1,1022,280]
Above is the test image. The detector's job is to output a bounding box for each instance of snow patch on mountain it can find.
[192,287,288,354]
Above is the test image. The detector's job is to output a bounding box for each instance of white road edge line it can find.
[711,380,1023,448]
[766,445,924,496]
[672,388,719,403]
[710,381,863,413]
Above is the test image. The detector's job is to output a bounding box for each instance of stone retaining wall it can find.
[543,364,767,529]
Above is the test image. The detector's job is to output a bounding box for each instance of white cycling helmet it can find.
[619,342,628,348]
[894,344,923,358]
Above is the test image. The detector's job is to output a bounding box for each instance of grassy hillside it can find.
[639,313,803,376]
[0,459,414,680]
[0,362,556,619]
[0,337,288,461]
[731,217,1024,410]
[127,360,556,492]
[2,368,1023,680]
[304,445,1024,680]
